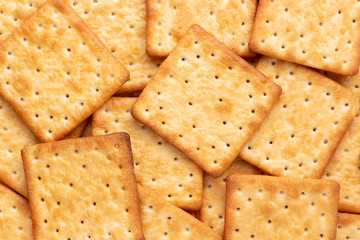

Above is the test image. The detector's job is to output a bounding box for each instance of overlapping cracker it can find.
[0,184,33,239]
[80,117,92,138]
[146,0,257,58]
[138,185,221,240]
[323,71,360,213]
[200,158,260,236]
[0,0,129,142]
[224,175,339,240]
[0,0,46,41]
[337,213,360,239]
[92,97,203,210]
[250,0,360,75]
[62,118,88,140]
[131,25,281,177]
[70,0,162,93]
[22,133,144,239]
[0,96,39,197]
[240,57,359,178]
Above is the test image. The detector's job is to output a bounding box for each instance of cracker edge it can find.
[21,133,144,240]
[133,24,282,177]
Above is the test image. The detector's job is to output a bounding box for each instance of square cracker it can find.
[240,57,359,178]
[323,72,360,213]
[200,158,260,237]
[0,0,46,41]
[0,96,39,197]
[337,213,360,239]
[70,0,162,93]
[0,0,129,142]
[138,185,221,240]
[249,0,360,75]
[92,97,203,210]
[146,0,257,58]
[0,184,33,240]
[22,133,144,240]
[131,25,281,177]
[224,175,339,240]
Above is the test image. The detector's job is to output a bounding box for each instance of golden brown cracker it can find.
[337,213,360,240]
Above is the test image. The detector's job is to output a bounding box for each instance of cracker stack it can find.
[0,0,360,239]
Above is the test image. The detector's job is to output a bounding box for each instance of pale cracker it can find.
[0,0,46,41]
[131,25,281,177]
[92,97,203,210]
[224,175,339,240]
[240,57,359,178]
[138,185,221,240]
[22,133,144,240]
[70,0,162,93]
[200,158,260,236]
[146,0,257,58]
[337,213,360,240]
[323,72,360,213]
[0,184,33,239]
[0,0,129,142]
[62,118,88,140]
[249,0,360,75]
[0,96,39,197]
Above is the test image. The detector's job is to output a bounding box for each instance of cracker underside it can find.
[22,133,143,239]
[249,0,360,75]
[240,57,359,178]
[138,185,221,240]
[323,72,360,213]
[0,184,33,240]
[337,213,360,239]
[92,97,203,210]
[146,0,257,58]
[0,0,129,142]
[0,96,39,197]
[71,0,162,93]
[132,25,281,177]
[200,158,260,236]
[224,175,339,240]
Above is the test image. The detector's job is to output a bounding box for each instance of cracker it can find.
[92,97,203,210]
[138,185,221,240]
[337,213,360,239]
[0,184,33,239]
[224,175,339,240]
[0,0,129,142]
[131,25,281,177]
[70,0,162,93]
[323,71,360,213]
[80,117,92,138]
[22,133,144,239]
[249,0,360,75]
[0,96,39,197]
[240,57,359,178]
[146,0,257,58]
[0,0,46,41]
[62,119,88,140]
[200,158,260,236]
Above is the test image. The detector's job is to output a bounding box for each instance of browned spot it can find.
[215,101,233,113]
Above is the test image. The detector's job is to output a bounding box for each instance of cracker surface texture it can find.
[323,71,360,213]
[71,0,162,93]
[146,0,257,58]
[249,0,360,75]
[0,184,33,240]
[240,57,359,178]
[336,213,360,239]
[0,96,39,197]
[22,133,144,240]
[224,175,339,240]
[138,185,221,240]
[62,119,88,139]
[131,25,281,177]
[0,0,129,142]
[200,158,260,236]
[93,97,203,210]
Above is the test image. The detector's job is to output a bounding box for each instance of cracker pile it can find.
[1,0,360,239]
